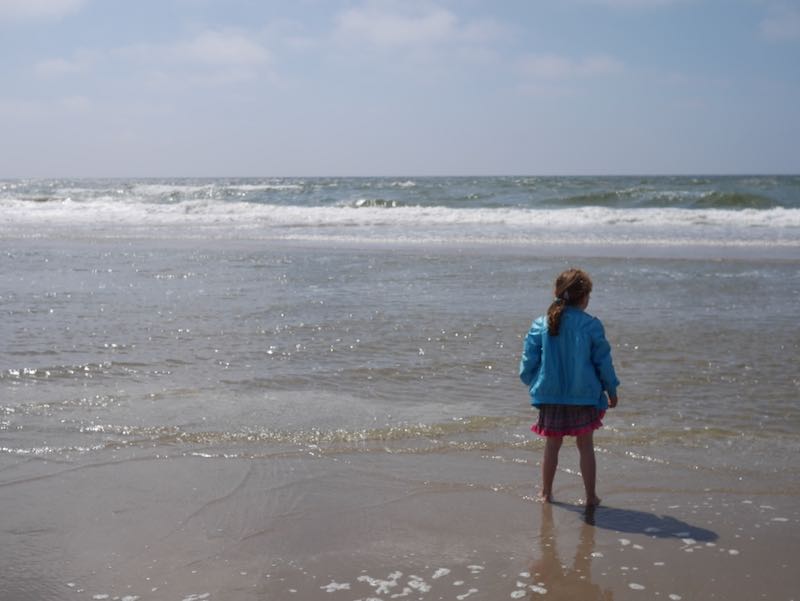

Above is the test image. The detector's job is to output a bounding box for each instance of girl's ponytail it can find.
[546,268,593,336]
[547,298,566,336]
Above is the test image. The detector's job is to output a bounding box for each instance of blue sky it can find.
[1,0,798,176]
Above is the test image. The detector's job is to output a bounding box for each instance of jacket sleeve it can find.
[589,318,620,397]
[519,319,544,386]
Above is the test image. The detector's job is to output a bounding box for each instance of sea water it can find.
[1,176,798,599]
[2,176,799,249]
[2,176,798,460]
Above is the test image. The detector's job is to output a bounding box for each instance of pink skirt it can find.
[532,405,605,437]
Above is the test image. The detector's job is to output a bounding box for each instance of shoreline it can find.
[2,233,799,261]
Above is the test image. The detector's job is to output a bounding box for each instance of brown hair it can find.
[546,268,593,336]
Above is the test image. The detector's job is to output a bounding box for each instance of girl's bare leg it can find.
[576,432,601,507]
[540,436,563,502]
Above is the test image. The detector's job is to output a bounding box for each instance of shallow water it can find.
[2,240,797,480]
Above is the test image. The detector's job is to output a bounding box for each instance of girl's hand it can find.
[608,394,618,408]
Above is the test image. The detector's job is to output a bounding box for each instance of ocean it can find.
[1,176,798,600]
[2,175,799,251]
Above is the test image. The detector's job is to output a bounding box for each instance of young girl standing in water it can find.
[519,268,620,507]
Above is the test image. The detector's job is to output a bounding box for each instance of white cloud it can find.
[114,29,273,88]
[519,53,624,79]
[459,17,508,45]
[35,57,83,76]
[29,28,276,95]
[0,0,86,20]
[328,0,510,76]
[34,50,96,77]
[122,29,271,67]
[760,3,800,42]
[171,30,271,66]
[335,2,459,48]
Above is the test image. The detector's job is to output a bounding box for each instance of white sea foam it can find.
[132,183,217,196]
[227,183,305,191]
[320,581,350,592]
[358,572,401,594]
[408,575,431,592]
[2,197,797,251]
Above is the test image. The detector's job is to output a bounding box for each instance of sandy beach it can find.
[3,432,798,601]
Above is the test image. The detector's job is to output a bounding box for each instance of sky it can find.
[1,0,799,177]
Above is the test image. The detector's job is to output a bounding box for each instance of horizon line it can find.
[2,172,799,180]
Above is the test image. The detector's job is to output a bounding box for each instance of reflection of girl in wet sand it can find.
[530,503,613,600]
[519,268,620,506]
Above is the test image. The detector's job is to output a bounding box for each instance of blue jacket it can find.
[519,306,619,409]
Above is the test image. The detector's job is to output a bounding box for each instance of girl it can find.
[519,268,619,507]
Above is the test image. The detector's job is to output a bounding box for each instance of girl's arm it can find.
[589,319,620,399]
[519,319,544,386]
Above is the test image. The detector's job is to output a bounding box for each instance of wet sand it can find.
[2,438,798,601]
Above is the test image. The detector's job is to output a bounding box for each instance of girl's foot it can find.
[537,491,553,504]
[584,495,601,508]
